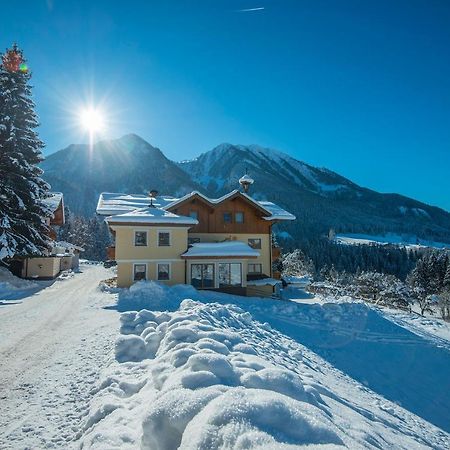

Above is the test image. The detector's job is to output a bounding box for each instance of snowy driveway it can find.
[0,264,118,449]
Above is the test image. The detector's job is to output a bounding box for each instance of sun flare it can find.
[79,108,106,134]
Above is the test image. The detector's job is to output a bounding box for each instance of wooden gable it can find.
[50,198,65,226]
[168,192,272,234]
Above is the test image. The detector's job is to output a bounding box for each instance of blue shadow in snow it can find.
[105,281,450,432]
[250,301,450,433]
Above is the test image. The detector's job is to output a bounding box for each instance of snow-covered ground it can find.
[1,268,450,449]
[81,282,450,449]
[334,232,450,249]
[0,263,119,449]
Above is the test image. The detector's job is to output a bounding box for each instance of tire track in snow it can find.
[0,264,119,449]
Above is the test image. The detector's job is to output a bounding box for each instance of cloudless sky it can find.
[2,0,450,210]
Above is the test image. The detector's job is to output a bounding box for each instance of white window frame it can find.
[248,263,262,274]
[133,263,147,281]
[157,230,172,247]
[157,262,171,281]
[134,229,148,247]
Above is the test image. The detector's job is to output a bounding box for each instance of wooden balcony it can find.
[272,246,281,261]
[106,246,116,260]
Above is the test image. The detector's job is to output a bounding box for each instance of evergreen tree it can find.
[0,44,51,261]
[57,209,111,261]
[444,261,450,291]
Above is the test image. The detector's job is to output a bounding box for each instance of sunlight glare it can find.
[79,107,106,134]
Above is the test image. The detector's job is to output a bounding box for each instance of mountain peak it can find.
[117,133,148,144]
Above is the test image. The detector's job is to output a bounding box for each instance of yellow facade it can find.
[189,233,272,276]
[110,227,273,289]
[111,225,189,287]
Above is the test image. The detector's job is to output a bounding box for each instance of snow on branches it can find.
[0,44,51,261]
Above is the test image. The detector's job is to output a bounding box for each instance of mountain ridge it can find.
[41,134,450,245]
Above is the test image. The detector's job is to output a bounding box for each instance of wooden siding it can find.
[50,201,65,226]
[107,246,116,260]
[170,196,272,234]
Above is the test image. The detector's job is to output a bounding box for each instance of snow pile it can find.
[116,280,198,312]
[0,266,38,292]
[80,284,449,449]
[81,300,346,449]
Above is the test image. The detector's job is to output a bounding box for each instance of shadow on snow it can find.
[107,281,450,433]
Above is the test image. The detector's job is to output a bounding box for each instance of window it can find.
[235,212,244,223]
[219,263,242,287]
[248,238,261,249]
[189,210,198,220]
[157,263,170,280]
[191,264,214,289]
[248,263,262,274]
[223,212,232,224]
[133,264,147,281]
[158,231,171,246]
[188,237,201,245]
[134,231,147,246]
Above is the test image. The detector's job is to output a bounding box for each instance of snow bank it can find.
[81,299,346,449]
[0,266,38,293]
[0,266,38,290]
[80,283,449,449]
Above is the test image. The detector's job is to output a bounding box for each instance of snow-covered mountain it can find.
[178,143,450,244]
[179,143,357,196]
[41,134,199,214]
[41,136,450,245]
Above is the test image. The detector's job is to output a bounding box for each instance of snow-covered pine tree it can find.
[0,44,51,261]
[444,259,450,292]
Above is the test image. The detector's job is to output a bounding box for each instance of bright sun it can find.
[79,108,105,134]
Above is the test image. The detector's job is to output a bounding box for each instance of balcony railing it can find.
[106,246,116,260]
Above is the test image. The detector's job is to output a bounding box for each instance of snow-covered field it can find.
[1,266,450,449]
[335,232,450,249]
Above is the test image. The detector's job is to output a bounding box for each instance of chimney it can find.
[239,172,254,194]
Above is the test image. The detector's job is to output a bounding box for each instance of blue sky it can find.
[2,0,450,210]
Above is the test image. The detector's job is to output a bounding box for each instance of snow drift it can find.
[80,283,449,449]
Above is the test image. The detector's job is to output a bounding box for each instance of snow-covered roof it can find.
[54,241,85,252]
[97,192,177,216]
[43,192,63,212]
[106,206,198,226]
[257,200,296,221]
[97,190,295,222]
[181,241,260,258]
